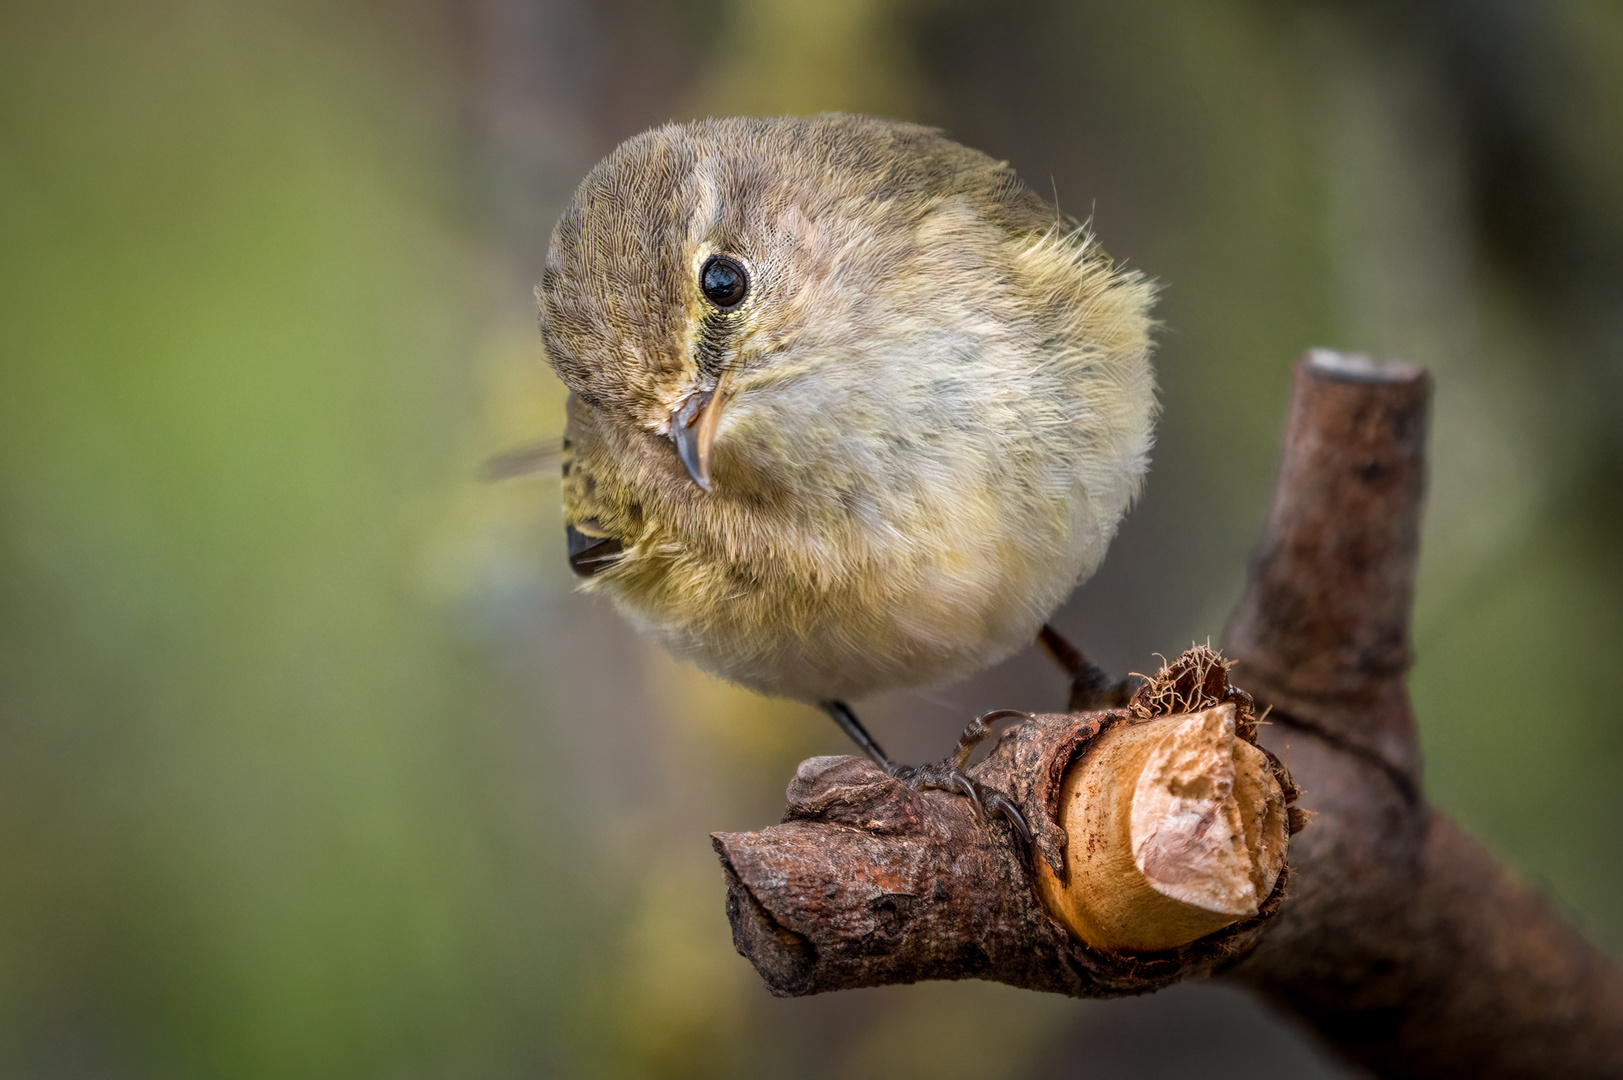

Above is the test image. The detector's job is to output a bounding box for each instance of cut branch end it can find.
[1034,703,1288,953]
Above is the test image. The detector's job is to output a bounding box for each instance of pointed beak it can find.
[669,387,726,492]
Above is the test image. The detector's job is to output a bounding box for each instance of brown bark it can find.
[713,684,1292,1000]
[1224,352,1623,1077]
[1224,348,1428,786]
[714,350,1623,1077]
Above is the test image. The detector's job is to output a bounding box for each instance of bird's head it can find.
[538,114,1054,507]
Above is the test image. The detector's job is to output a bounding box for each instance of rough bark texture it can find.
[713,698,1289,1000]
[1224,352,1623,1077]
[715,350,1623,1078]
[1224,348,1429,786]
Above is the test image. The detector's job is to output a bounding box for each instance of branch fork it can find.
[714,648,1301,997]
[710,350,1623,1077]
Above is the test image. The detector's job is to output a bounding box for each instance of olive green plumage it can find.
[539,113,1157,702]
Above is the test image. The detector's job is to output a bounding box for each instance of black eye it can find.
[700,255,749,310]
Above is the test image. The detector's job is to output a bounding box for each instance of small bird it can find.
[538,114,1156,820]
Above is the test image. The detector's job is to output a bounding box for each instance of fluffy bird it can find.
[538,114,1156,804]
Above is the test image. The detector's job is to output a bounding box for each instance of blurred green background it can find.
[3,1,1620,1076]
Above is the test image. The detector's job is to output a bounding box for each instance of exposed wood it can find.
[714,350,1623,1078]
[714,650,1295,998]
[1034,703,1288,953]
[1224,352,1623,1077]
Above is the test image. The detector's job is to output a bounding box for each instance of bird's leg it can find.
[1037,624,1140,711]
[818,701,1031,844]
[819,699,898,774]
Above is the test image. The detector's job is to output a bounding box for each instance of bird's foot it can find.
[889,710,1032,845]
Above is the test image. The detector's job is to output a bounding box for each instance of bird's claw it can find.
[982,790,1033,846]
[886,710,1032,845]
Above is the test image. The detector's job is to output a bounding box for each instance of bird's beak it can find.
[669,386,727,492]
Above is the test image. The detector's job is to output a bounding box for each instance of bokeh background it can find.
[4,1,1621,1076]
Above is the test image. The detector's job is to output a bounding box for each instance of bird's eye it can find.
[700,255,749,310]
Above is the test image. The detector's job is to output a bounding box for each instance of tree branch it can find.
[714,349,1623,1077]
[714,666,1295,999]
[1224,351,1623,1077]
